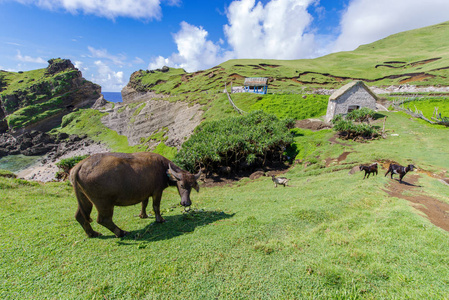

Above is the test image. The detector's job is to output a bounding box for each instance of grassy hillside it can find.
[2,111,449,298]
[129,21,449,100]
[0,59,100,131]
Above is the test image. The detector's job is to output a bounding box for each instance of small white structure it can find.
[325,81,378,123]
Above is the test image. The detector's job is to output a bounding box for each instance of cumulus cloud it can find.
[149,0,319,72]
[224,0,317,59]
[91,60,124,91]
[12,0,179,20]
[15,50,47,64]
[333,0,449,52]
[149,21,231,72]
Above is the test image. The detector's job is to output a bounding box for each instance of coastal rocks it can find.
[0,131,91,159]
[0,106,7,133]
[0,131,57,157]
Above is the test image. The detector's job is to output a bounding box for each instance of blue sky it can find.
[1,0,449,92]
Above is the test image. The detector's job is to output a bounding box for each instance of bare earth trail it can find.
[383,173,449,232]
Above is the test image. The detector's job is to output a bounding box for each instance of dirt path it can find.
[383,174,449,232]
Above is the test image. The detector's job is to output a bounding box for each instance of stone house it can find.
[325,81,378,123]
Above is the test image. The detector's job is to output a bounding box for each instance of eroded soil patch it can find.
[383,174,449,232]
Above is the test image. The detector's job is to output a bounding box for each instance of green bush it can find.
[55,155,89,180]
[174,111,294,173]
[332,109,379,140]
[346,107,375,122]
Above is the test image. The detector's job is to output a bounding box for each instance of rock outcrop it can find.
[121,85,168,104]
[101,98,203,149]
[0,58,101,134]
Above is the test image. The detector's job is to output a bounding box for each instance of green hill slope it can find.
[0,59,101,132]
[130,21,449,96]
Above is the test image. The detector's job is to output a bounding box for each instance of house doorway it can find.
[347,105,360,113]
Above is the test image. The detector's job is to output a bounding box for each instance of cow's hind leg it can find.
[139,198,149,219]
[96,206,128,238]
[74,191,101,238]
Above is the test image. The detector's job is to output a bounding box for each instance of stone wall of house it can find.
[325,85,376,122]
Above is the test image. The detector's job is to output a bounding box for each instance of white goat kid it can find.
[272,175,289,187]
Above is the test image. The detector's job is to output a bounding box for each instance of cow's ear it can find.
[167,170,179,182]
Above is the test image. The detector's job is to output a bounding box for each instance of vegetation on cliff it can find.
[0,58,100,131]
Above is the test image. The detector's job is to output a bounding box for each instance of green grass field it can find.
[2,111,449,299]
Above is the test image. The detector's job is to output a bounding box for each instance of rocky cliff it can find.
[0,58,101,134]
[100,98,203,149]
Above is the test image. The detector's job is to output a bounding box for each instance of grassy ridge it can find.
[130,21,449,98]
[1,111,449,298]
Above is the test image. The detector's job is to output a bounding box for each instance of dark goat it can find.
[385,163,415,183]
[359,163,378,179]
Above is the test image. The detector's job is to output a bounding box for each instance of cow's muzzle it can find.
[180,198,192,207]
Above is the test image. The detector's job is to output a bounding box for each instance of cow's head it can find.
[168,164,201,207]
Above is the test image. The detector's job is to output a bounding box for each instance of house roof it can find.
[329,81,378,101]
[244,77,268,86]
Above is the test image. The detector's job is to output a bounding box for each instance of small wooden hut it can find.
[325,81,378,122]
[244,77,268,94]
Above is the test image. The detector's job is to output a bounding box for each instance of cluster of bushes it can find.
[55,155,88,180]
[332,108,379,140]
[174,111,294,174]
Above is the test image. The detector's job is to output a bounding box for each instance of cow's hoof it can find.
[117,230,129,238]
[139,213,149,219]
[88,231,102,238]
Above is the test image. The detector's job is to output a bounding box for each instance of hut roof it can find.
[329,81,378,101]
[244,77,268,86]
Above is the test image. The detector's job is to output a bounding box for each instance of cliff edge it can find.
[0,58,101,134]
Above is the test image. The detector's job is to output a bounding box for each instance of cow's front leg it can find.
[152,192,165,223]
[139,198,149,219]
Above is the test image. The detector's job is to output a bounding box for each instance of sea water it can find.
[102,92,123,103]
[0,154,43,173]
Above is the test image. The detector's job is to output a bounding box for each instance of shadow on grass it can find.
[394,179,422,187]
[116,210,235,244]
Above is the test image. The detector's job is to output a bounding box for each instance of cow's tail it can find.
[70,161,93,223]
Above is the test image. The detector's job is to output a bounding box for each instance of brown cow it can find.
[70,152,201,238]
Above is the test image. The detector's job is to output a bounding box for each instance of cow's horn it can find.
[194,168,202,180]
[168,164,183,181]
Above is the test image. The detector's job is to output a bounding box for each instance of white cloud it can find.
[15,50,47,64]
[88,46,126,66]
[149,21,230,72]
[74,60,88,72]
[91,60,125,91]
[13,0,178,20]
[133,57,145,64]
[224,0,317,59]
[149,0,319,72]
[333,0,449,52]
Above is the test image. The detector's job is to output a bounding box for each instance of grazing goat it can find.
[272,175,289,187]
[359,163,378,179]
[385,163,415,183]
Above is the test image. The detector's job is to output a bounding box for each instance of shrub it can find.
[346,107,375,123]
[55,155,89,180]
[332,109,379,140]
[174,111,294,173]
